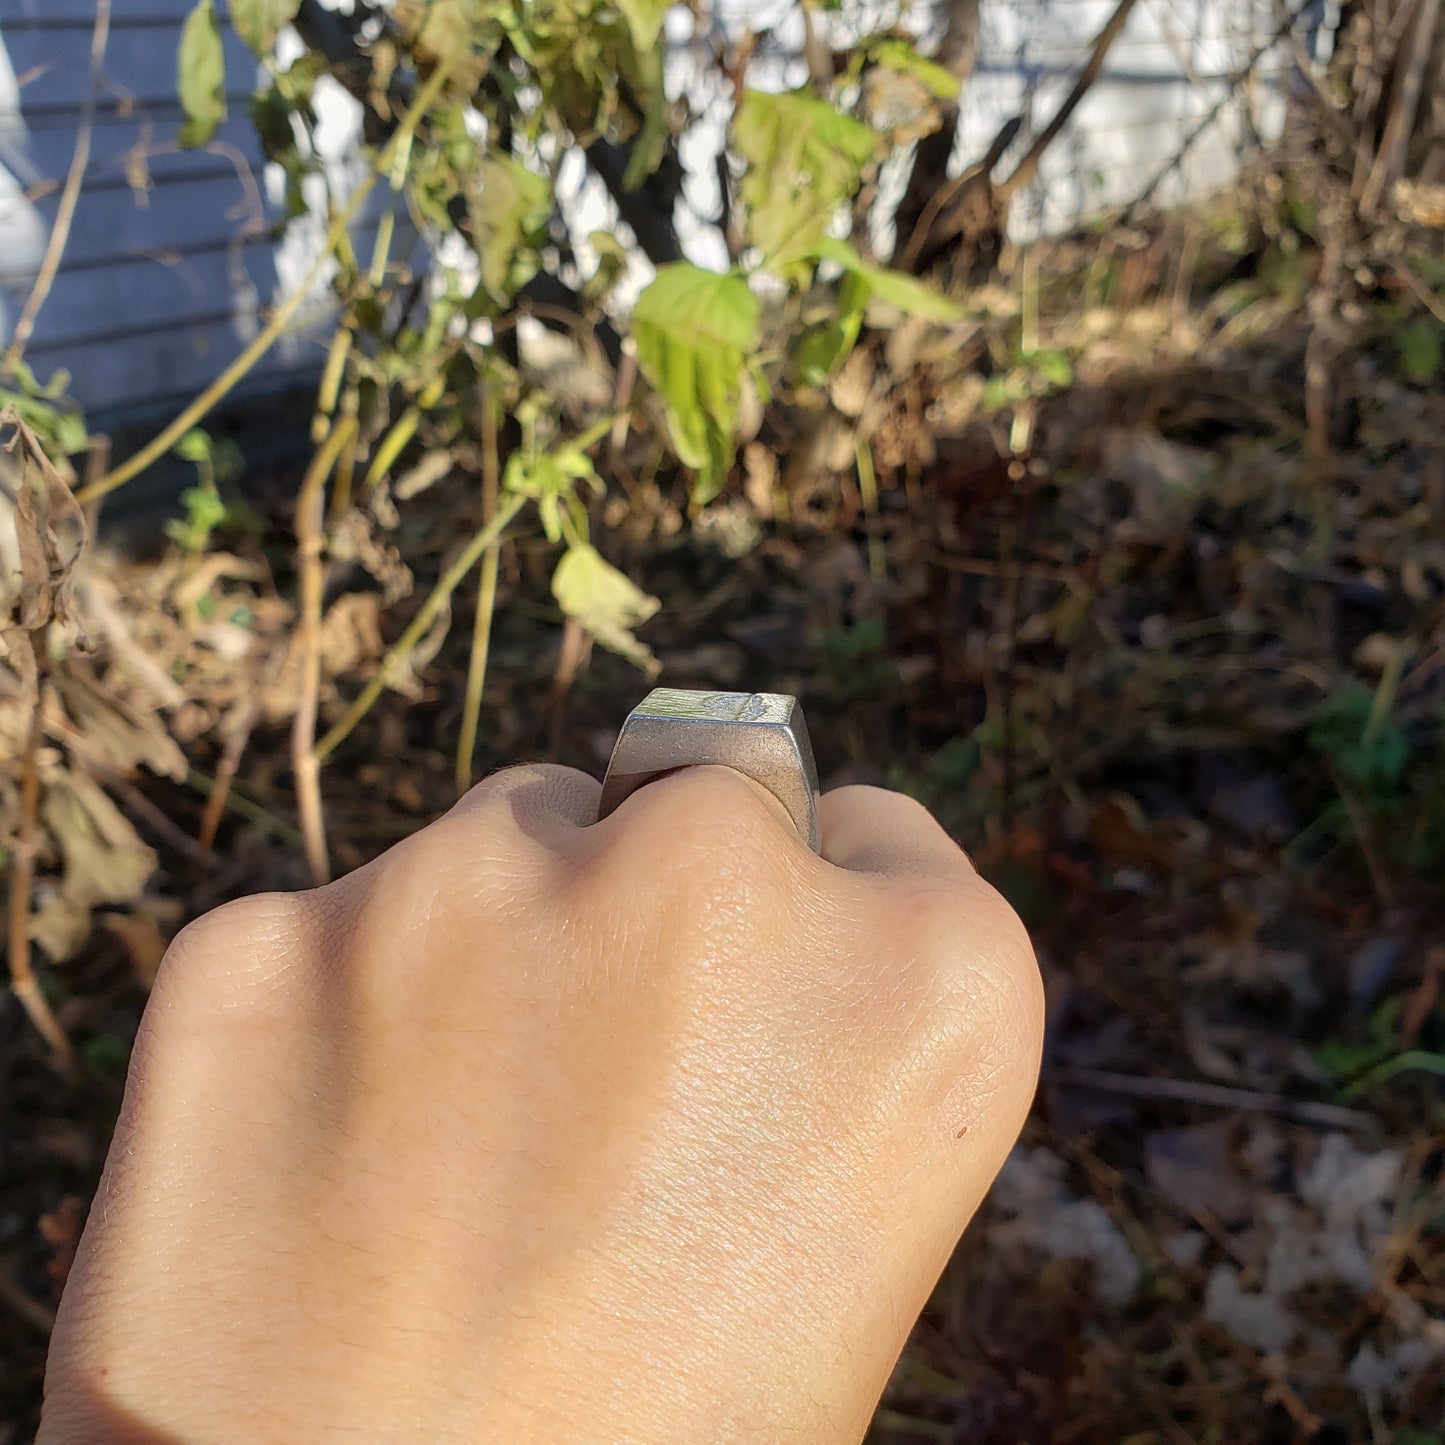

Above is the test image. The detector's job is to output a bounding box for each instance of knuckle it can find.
[377,809,554,902]
[453,763,599,835]
[152,892,315,1019]
[901,880,1045,1056]
[618,765,792,851]
[587,766,801,911]
[460,763,558,817]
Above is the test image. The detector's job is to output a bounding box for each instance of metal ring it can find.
[597,689,821,852]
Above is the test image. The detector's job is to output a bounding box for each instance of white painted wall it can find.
[960,0,1337,241]
[0,1,1335,427]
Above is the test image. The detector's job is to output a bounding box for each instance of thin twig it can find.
[455,388,501,792]
[77,573,187,708]
[997,0,1142,202]
[855,436,884,580]
[77,56,458,505]
[1393,259,1445,325]
[1121,0,1319,225]
[1304,226,1343,469]
[110,777,212,867]
[184,768,304,848]
[292,416,356,886]
[197,692,263,853]
[1,0,111,377]
[7,631,76,1072]
[0,1262,55,1337]
[1359,0,1442,215]
[1326,759,1396,908]
[895,115,1019,272]
[314,493,527,763]
[1047,1064,1378,1131]
[547,618,591,759]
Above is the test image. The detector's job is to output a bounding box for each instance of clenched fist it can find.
[41,765,1042,1444]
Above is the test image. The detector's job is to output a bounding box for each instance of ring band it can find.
[597,689,821,852]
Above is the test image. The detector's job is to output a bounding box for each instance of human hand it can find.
[40,766,1042,1444]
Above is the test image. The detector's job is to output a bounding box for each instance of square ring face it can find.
[633,690,797,726]
[598,690,820,851]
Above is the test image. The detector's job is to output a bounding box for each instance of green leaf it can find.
[503,436,603,545]
[52,407,90,455]
[230,0,299,55]
[616,0,669,49]
[177,0,227,149]
[396,0,490,65]
[871,38,961,100]
[1310,683,1409,799]
[472,156,552,302]
[622,75,670,190]
[792,321,851,388]
[1342,1048,1445,1098]
[1030,347,1074,389]
[551,544,660,672]
[633,263,758,504]
[813,238,961,321]
[733,90,873,269]
[175,428,213,464]
[983,371,1035,412]
[0,363,88,455]
[1397,318,1443,385]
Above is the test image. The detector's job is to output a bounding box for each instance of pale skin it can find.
[40,765,1043,1444]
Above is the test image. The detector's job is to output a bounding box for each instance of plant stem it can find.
[78,56,458,505]
[314,493,527,763]
[197,701,256,854]
[185,769,304,847]
[1363,644,1405,748]
[327,390,361,523]
[854,436,884,581]
[455,388,502,791]
[7,631,76,1072]
[312,319,354,444]
[292,415,357,886]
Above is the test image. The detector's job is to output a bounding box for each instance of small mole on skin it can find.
[954,1124,969,1139]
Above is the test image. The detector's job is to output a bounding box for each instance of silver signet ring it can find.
[597,689,821,852]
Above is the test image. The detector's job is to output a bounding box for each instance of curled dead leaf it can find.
[37,1195,85,1293]
[33,771,157,962]
[1,408,88,639]
[102,910,172,988]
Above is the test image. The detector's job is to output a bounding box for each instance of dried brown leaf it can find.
[102,910,171,988]
[33,771,156,961]
[55,671,187,781]
[1,408,87,638]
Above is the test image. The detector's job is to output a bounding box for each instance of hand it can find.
[40,766,1042,1444]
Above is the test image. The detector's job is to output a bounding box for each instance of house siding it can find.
[0,0,345,424]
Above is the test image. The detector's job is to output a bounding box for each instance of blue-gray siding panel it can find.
[32,317,322,416]
[0,0,345,424]
[1,1,200,19]
[14,112,266,189]
[1,21,259,113]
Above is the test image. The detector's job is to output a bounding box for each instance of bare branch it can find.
[1359,0,1443,214]
[997,0,1143,203]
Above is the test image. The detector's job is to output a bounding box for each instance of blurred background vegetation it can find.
[2,0,1444,1439]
